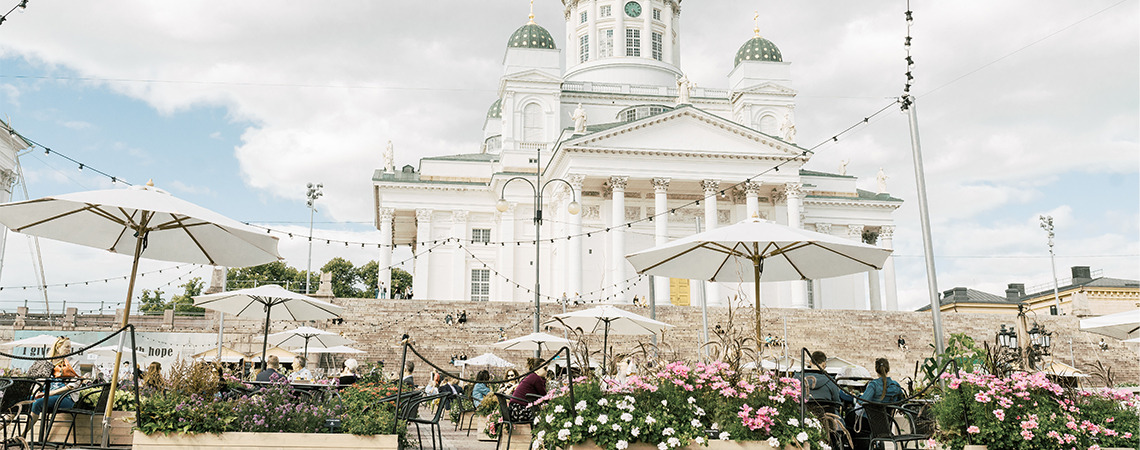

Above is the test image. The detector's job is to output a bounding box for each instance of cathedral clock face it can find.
[624,1,642,17]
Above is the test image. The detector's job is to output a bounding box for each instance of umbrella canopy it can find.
[194,284,343,365]
[1,334,87,348]
[544,305,673,371]
[1079,309,1140,341]
[265,326,354,359]
[491,332,572,352]
[290,345,365,354]
[1123,337,1140,343]
[626,216,891,351]
[458,352,515,368]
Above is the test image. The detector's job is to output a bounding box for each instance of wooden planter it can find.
[570,439,805,450]
[131,431,399,450]
[38,410,134,446]
[962,446,986,450]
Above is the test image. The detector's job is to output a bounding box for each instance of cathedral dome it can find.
[487,98,502,119]
[734,36,783,66]
[507,23,557,50]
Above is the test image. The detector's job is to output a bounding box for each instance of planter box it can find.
[131,431,399,450]
[571,439,804,450]
[37,410,134,447]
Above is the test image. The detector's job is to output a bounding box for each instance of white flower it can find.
[532,440,543,450]
[612,424,622,432]
[691,419,702,428]
[625,395,636,404]
[598,398,609,406]
[718,432,730,441]
[554,405,565,413]
[667,437,680,447]
[588,425,598,433]
[598,414,609,424]
[557,429,571,441]
[661,399,668,406]
[632,427,641,437]
[564,421,573,428]
[796,432,809,442]
[575,400,587,411]
[663,427,675,436]
[711,422,719,430]
[616,441,629,450]
[818,442,832,450]
[806,418,822,429]
[645,415,657,425]
[695,407,706,416]
[621,413,633,422]
[787,418,799,427]
[658,443,668,450]
[536,431,546,442]
[687,397,696,404]
[695,436,705,445]
[545,414,555,424]
[575,416,584,426]
[767,437,780,447]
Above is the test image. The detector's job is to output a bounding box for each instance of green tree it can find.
[358,261,379,298]
[138,289,166,313]
[391,268,412,298]
[169,277,206,313]
[226,261,307,292]
[321,257,362,298]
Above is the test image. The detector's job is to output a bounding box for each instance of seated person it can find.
[255,355,283,382]
[859,358,904,404]
[509,359,547,421]
[338,358,359,386]
[31,337,83,414]
[801,351,854,404]
[471,370,492,403]
[400,361,416,389]
[289,356,313,382]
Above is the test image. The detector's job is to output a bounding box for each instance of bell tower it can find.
[561,0,682,86]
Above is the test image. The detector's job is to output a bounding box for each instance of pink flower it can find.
[993,409,1005,421]
[966,426,980,434]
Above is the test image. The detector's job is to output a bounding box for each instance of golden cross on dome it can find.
[528,0,536,24]
[753,11,761,37]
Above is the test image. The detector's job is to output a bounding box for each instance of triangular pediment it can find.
[562,106,803,157]
[735,81,797,96]
[502,68,563,84]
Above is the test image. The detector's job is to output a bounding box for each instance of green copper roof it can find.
[734,36,783,66]
[487,98,502,119]
[508,23,557,50]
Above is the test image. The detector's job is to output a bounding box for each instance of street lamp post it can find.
[1039,215,1061,315]
[496,164,580,359]
[305,183,323,294]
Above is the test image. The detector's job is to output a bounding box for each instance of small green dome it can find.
[734,36,783,66]
[487,98,502,119]
[507,23,557,50]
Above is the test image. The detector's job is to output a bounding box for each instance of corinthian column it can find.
[786,183,807,308]
[451,210,469,300]
[702,179,722,307]
[610,176,629,303]
[864,229,882,311]
[413,209,433,300]
[744,181,762,218]
[378,208,395,299]
[653,177,671,304]
[881,225,898,311]
[568,174,585,299]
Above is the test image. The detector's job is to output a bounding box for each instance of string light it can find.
[901,0,916,107]
[0,0,29,27]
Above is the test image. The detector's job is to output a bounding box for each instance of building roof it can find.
[916,287,1015,311]
[487,98,502,119]
[1024,276,1140,299]
[421,153,499,162]
[735,36,783,66]
[507,23,557,50]
[799,169,855,179]
[805,189,903,203]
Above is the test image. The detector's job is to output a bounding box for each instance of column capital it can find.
[452,210,469,223]
[609,175,629,191]
[879,225,895,240]
[568,173,587,189]
[652,177,671,192]
[784,182,804,200]
[700,179,720,194]
[415,208,433,222]
[743,181,763,195]
[814,222,832,234]
[847,224,864,240]
[378,207,396,223]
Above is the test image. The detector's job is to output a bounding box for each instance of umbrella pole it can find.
[304,337,310,361]
[754,256,762,357]
[261,303,272,372]
[103,225,147,446]
[602,320,610,377]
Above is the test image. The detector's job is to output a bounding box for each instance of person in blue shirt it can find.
[471,370,492,403]
[859,358,904,404]
[801,351,855,404]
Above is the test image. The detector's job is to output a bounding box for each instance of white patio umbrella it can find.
[1,334,88,348]
[626,216,891,350]
[265,326,354,360]
[458,352,515,368]
[544,305,673,371]
[289,345,364,354]
[193,284,344,366]
[1079,309,1140,341]
[0,181,281,439]
[490,332,572,352]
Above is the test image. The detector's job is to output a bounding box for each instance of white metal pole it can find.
[306,206,314,294]
[695,218,709,362]
[904,97,946,356]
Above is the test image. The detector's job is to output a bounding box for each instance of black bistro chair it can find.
[493,393,536,450]
[44,382,111,447]
[451,392,480,436]
[862,403,929,450]
[404,392,452,450]
[0,378,37,447]
[807,399,853,450]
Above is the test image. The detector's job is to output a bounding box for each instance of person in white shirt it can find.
[289,356,313,382]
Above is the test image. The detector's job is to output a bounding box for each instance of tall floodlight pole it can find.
[497,155,580,359]
[902,96,946,357]
[1040,215,1062,315]
[305,183,323,294]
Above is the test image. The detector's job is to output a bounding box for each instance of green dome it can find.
[487,98,502,119]
[734,36,783,66]
[507,23,557,50]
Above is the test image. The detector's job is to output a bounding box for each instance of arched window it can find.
[757,114,778,135]
[523,103,544,142]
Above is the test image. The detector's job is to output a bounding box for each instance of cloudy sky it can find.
[0,0,1135,314]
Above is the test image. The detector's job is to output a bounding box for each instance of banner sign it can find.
[8,330,220,374]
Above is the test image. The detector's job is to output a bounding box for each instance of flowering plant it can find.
[931,370,1139,450]
[531,361,827,450]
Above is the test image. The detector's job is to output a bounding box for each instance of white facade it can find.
[373,0,902,310]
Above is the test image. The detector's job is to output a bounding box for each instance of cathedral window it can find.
[523,103,544,142]
[652,8,661,20]
[757,114,778,135]
[651,32,663,61]
[626,29,641,57]
[600,5,611,17]
[580,11,588,24]
[472,228,491,243]
[580,35,590,63]
[600,29,614,57]
[471,269,490,301]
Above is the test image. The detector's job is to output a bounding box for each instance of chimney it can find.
[943,287,970,302]
[1071,266,1092,285]
[1005,284,1023,302]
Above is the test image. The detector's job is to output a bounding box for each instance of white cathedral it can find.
[372,0,902,310]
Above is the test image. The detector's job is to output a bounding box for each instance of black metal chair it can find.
[404,392,452,450]
[451,393,479,436]
[0,378,36,447]
[493,393,535,450]
[863,403,928,450]
[44,382,111,447]
[807,400,853,450]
